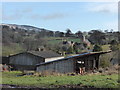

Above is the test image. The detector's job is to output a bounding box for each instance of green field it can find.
[102,45,111,51]
[2,37,81,56]
[2,43,25,56]
[1,71,119,88]
[46,37,81,45]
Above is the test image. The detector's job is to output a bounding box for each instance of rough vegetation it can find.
[2,24,120,56]
[1,71,119,88]
[1,24,120,89]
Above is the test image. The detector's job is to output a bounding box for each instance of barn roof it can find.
[9,51,62,58]
[36,50,111,66]
[28,51,62,58]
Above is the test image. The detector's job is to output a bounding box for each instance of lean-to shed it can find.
[36,51,111,74]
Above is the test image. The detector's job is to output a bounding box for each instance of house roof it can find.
[28,51,62,58]
[36,50,111,66]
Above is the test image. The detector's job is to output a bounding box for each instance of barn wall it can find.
[37,54,101,73]
[45,56,64,62]
[9,53,45,66]
[2,56,9,64]
[36,59,74,73]
[12,64,36,71]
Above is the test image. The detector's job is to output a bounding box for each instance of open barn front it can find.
[36,51,111,74]
[74,54,100,74]
[75,59,85,74]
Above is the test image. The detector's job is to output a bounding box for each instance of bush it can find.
[67,46,74,54]
[110,45,120,51]
[110,40,118,45]
[93,45,102,52]
[99,52,112,68]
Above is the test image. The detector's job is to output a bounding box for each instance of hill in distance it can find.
[1,23,51,32]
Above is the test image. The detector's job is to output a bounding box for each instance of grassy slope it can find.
[2,37,81,56]
[102,45,111,51]
[1,71,119,88]
[47,37,81,45]
[2,43,24,56]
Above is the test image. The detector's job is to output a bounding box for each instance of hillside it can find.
[1,24,83,56]
[1,24,51,56]
[1,23,50,31]
[1,23,120,56]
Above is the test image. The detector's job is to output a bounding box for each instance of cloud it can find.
[2,12,23,20]
[2,5,65,21]
[20,8,33,13]
[41,13,65,20]
[2,8,33,20]
[30,13,66,20]
[87,2,118,13]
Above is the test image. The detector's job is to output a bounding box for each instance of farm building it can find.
[29,51,64,62]
[1,56,9,64]
[36,51,111,74]
[9,51,63,71]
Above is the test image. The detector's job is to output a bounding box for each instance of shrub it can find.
[110,45,119,51]
[100,59,110,68]
[93,45,102,52]
[67,46,74,54]
[110,40,118,45]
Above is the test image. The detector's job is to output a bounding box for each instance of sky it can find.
[1,2,118,33]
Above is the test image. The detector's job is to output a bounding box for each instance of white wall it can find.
[45,56,64,62]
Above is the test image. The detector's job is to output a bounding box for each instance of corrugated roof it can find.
[36,50,111,66]
[28,51,62,58]
[9,51,62,59]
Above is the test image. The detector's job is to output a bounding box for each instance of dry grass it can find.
[34,70,63,77]
[33,65,119,77]
[100,65,119,75]
[113,65,119,70]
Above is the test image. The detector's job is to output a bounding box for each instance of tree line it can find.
[2,25,120,56]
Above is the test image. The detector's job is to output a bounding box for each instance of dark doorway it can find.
[76,60,85,74]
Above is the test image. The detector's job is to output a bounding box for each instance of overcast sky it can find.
[1,2,118,32]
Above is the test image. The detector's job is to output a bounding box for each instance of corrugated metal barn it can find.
[9,51,63,71]
[36,51,111,74]
[9,52,45,71]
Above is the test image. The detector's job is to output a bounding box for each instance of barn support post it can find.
[86,59,89,72]
[72,58,77,73]
[95,54,100,69]
[93,59,96,68]
[91,59,94,69]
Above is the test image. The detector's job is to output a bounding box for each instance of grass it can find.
[46,37,81,45]
[102,45,111,51]
[1,71,119,88]
[2,43,25,56]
